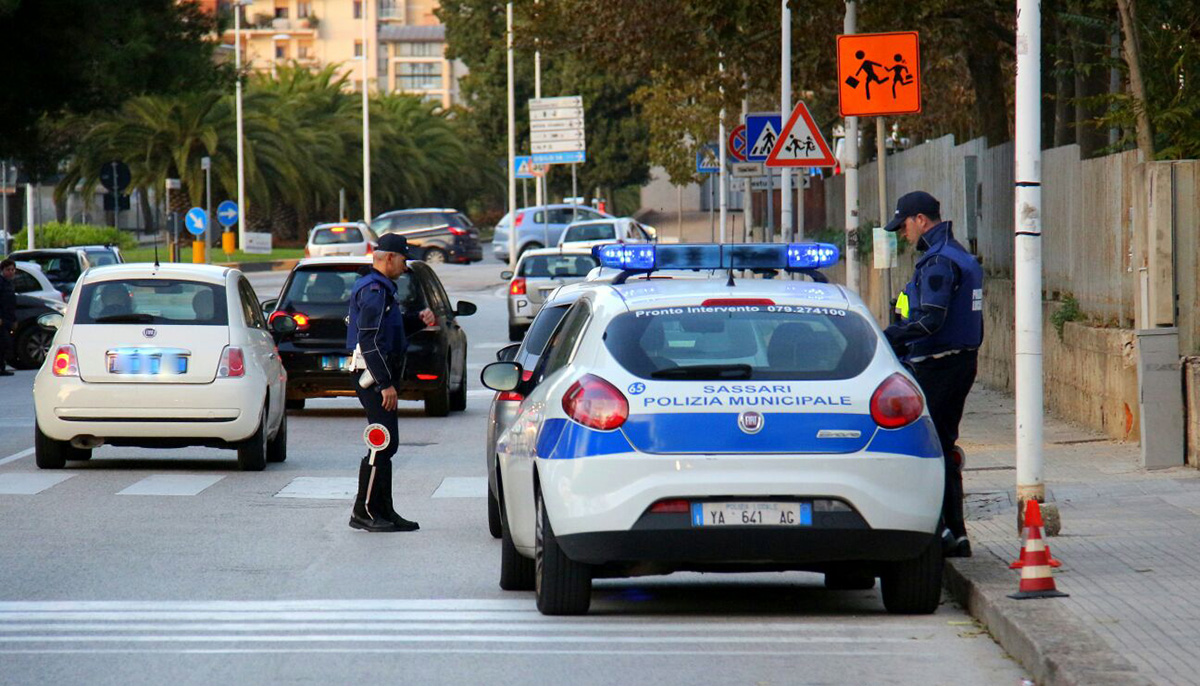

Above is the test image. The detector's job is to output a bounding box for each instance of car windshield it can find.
[564,223,616,242]
[283,266,422,310]
[518,254,599,278]
[312,227,364,245]
[84,249,119,266]
[603,305,877,381]
[74,279,228,326]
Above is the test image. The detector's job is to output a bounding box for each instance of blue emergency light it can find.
[594,242,840,272]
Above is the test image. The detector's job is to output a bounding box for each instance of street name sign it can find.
[732,162,764,178]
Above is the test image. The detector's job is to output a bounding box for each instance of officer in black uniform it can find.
[883,191,983,558]
[346,234,436,532]
[0,259,16,376]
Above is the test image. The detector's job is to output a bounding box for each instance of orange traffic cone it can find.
[1010,500,1062,569]
[1008,500,1069,599]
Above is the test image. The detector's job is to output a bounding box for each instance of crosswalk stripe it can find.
[0,472,74,495]
[274,476,356,500]
[0,447,35,467]
[117,475,225,497]
[431,476,487,498]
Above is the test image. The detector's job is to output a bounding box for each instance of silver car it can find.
[502,247,598,341]
[484,284,592,538]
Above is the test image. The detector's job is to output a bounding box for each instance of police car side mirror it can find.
[496,343,520,362]
[455,300,477,317]
[480,361,522,392]
[500,270,514,281]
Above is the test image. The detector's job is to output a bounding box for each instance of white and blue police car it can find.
[481,243,945,616]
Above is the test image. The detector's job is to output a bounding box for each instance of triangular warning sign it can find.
[766,102,837,168]
[748,120,780,158]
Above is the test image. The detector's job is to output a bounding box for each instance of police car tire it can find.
[499,483,535,590]
[34,421,86,469]
[535,489,592,616]
[450,366,467,412]
[266,410,288,463]
[237,408,269,472]
[424,366,452,417]
[508,324,523,342]
[880,538,943,614]
[487,488,503,539]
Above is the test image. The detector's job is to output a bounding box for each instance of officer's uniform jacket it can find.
[346,268,423,389]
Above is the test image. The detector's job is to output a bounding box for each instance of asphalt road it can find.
[0,258,1026,685]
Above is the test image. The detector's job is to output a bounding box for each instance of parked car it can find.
[263,256,476,416]
[371,208,483,264]
[8,248,98,299]
[492,204,612,263]
[12,261,65,303]
[502,247,598,341]
[76,244,125,265]
[556,217,654,249]
[304,222,377,258]
[32,263,289,471]
[8,293,66,369]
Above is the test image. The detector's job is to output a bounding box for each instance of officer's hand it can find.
[419,309,436,327]
[381,386,398,412]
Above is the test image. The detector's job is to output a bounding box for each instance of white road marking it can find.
[117,475,225,497]
[466,390,495,398]
[0,448,35,467]
[0,648,934,657]
[471,342,509,351]
[274,477,357,500]
[0,472,74,495]
[431,476,488,498]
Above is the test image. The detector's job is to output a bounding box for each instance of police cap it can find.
[884,191,941,232]
[375,233,412,256]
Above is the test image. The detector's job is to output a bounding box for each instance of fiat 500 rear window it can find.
[74,280,228,326]
[603,305,876,381]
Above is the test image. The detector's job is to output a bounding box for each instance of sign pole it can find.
[203,156,212,264]
[876,117,889,310]
[780,0,793,242]
[571,163,578,222]
[505,2,518,270]
[1015,0,1052,533]
[25,182,35,250]
[234,1,246,254]
[842,0,860,293]
[533,0,544,209]
[718,57,728,244]
[741,82,753,240]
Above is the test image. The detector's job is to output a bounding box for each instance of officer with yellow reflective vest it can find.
[883,191,983,558]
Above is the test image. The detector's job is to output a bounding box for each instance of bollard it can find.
[192,240,205,264]
[222,231,236,257]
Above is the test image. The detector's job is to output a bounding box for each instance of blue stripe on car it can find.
[864,416,942,458]
[537,418,635,460]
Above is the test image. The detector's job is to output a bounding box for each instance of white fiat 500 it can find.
[482,243,945,616]
[33,263,290,471]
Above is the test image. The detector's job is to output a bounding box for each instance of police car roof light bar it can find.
[594,242,840,284]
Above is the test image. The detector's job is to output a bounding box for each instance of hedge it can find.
[11,222,136,252]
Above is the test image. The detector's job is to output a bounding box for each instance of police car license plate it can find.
[691,502,811,527]
[320,355,351,371]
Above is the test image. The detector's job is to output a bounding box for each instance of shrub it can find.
[11,222,136,252]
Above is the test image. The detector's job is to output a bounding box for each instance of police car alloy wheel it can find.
[534,488,592,616]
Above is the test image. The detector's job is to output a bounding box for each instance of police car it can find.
[481,243,945,616]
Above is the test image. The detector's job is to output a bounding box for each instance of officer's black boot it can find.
[349,457,401,532]
[378,461,419,532]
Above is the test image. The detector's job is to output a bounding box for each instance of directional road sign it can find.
[836,31,922,117]
[217,200,239,228]
[766,101,837,168]
[745,113,782,162]
[727,124,747,163]
[99,161,131,192]
[695,144,720,174]
[184,207,208,237]
[530,96,586,165]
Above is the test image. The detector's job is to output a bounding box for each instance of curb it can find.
[218,259,300,273]
[945,552,1153,686]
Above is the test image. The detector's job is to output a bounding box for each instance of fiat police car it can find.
[481,243,945,616]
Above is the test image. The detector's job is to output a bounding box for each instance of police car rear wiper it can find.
[650,364,752,380]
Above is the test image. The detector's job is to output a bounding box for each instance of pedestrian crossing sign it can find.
[744,113,782,162]
[765,101,836,168]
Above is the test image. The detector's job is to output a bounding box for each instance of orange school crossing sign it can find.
[836,31,921,117]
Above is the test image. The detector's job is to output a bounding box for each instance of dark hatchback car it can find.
[263,257,476,416]
[7,294,65,369]
[371,208,484,265]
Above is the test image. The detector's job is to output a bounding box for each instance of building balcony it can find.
[379,5,405,21]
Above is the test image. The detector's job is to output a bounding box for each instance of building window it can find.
[297,2,311,18]
[273,5,288,19]
[298,42,312,59]
[353,1,362,19]
[354,40,363,58]
[396,42,440,57]
[275,43,288,59]
[396,62,443,91]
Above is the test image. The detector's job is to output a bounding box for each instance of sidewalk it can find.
[951,386,1200,686]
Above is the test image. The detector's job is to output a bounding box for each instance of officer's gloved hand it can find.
[889,338,909,359]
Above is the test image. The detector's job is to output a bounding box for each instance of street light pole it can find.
[506,2,518,270]
[234,1,247,253]
[361,0,372,223]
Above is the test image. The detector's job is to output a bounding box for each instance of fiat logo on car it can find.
[738,411,764,435]
[142,328,157,339]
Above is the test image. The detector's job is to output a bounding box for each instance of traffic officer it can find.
[882,191,983,558]
[0,259,16,377]
[346,234,436,533]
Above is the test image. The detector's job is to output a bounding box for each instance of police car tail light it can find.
[51,345,79,377]
[562,374,629,431]
[649,499,690,514]
[870,373,924,429]
[509,277,526,295]
[217,346,245,378]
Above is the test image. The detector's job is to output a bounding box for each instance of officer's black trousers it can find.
[0,327,10,372]
[354,382,399,517]
[910,350,977,540]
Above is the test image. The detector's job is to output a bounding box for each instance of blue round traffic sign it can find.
[184,207,208,237]
[217,200,239,228]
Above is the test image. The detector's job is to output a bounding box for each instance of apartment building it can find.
[220,1,465,108]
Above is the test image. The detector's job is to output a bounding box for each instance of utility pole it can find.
[506,2,518,270]
[718,57,727,243]
[780,0,792,241]
[361,0,372,222]
[234,1,247,253]
[842,0,860,293]
[1015,0,1054,533]
[877,117,890,309]
[742,80,753,241]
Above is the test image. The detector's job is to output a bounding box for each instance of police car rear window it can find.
[603,305,877,381]
[312,227,364,244]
